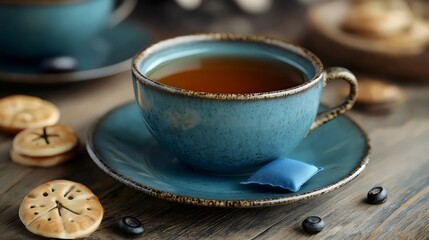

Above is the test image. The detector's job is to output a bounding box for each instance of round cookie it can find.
[0,95,60,134]
[19,180,104,239]
[341,78,405,114]
[10,147,78,167]
[379,19,429,55]
[354,79,404,104]
[13,125,78,157]
[342,0,413,38]
[11,125,79,167]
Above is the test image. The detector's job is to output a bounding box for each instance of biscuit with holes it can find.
[0,95,60,134]
[19,180,104,239]
[11,125,79,167]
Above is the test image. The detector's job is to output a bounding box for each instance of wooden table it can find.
[1,2,428,239]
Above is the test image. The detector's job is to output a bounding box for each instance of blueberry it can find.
[367,186,387,204]
[302,216,325,234]
[118,216,144,236]
[40,56,77,73]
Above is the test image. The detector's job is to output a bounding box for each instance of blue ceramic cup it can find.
[0,0,136,59]
[132,34,358,175]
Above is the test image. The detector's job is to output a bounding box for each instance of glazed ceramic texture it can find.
[0,0,113,58]
[86,102,370,207]
[134,80,323,174]
[132,34,358,175]
[133,39,323,174]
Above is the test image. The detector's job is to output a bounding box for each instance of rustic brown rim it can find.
[86,102,371,208]
[132,33,325,100]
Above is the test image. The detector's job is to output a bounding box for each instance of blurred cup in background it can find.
[0,0,136,59]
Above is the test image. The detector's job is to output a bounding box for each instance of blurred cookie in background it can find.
[342,0,414,38]
[305,0,429,80]
[341,77,406,115]
[341,0,429,55]
[174,0,273,13]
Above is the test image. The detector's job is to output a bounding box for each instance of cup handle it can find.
[107,0,138,27]
[308,67,358,133]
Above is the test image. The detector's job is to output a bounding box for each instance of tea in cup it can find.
[132,34,358,175]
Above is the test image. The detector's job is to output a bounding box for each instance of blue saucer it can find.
[87,102,370,207]
[0,21,149,84]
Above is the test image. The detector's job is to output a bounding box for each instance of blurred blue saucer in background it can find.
[0,21,149,84]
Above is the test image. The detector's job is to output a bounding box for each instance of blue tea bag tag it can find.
[240,157,323,192]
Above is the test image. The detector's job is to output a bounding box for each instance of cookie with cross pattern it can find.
[0,95,60,134]
[19,180,104,239]
[11,125,79,167]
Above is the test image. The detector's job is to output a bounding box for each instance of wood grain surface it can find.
[0,1,428,239]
